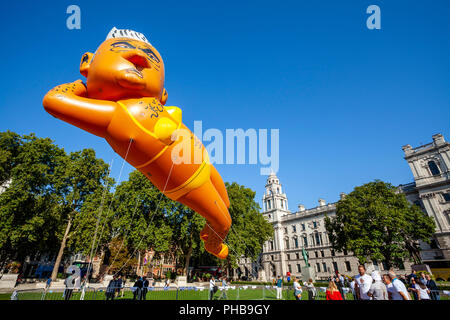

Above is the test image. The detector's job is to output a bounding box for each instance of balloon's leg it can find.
[178,179,231,259]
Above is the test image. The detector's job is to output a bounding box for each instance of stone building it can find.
[238,134,450,281]
[399,133,450,268]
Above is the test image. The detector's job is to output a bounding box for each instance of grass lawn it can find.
[0,288,356,301]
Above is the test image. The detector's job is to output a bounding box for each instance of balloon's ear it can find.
[80,52,94,77]
[161,88,168,105]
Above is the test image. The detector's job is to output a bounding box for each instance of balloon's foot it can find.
[209,244,228,260]
[200,230,209,241]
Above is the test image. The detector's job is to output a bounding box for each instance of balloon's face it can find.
[83,38,165,101]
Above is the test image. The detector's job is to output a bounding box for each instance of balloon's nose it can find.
[122,50,151,69]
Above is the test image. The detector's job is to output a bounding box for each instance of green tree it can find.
[0,132,66,270]
[108,170,173,275]
[221,182,273,273]
[325,180,436,269]
[50,149,112,281]
[167,203,205,276]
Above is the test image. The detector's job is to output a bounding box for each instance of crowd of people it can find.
[286,265,441,300]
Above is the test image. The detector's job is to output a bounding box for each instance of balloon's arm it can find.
[43,80,115,137]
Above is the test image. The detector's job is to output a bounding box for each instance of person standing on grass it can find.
[425,274,439,300]
[276,275,283,299]
[332,271,345,300]
[221,277,228,299]
[418,272,427,286]
[407,269,418,284]
[45,277,52,291]
[408,278,419,300]
[292,276,302,300]
[133,277,143,300]
[354,265,372,300]
[306,278,316,300]
[64,270,76,301]
[209,276,216,300]
[142,276,149,300]
[349,277,357,300]
[383,274,393,300]
[412,278,431,300]
[106,276,117,300]
[326,280,343,300]
[115,275,123,298]
[368,271,388,300]
[389,270,410,300]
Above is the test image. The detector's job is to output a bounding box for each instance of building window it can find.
[281,200,284,208]
[315,233,321,246]
[296,253,300,260]
[284,227,288,234]
[294,237,299,248]
[285,239,290,249]
[277,187,280,194]
[301,224,305,231]
[333,261,338,272]
[270,241,274,251]
[443,193,450,202]
[288,265,292,273]
[331,250,335,257]
[314,251,318,258]
[313,221,317,228]
[316,263,321,273]
[287,254,290,260]
[345,261,351,272]
[267,200,271,209]
[297,264,301,272]
[271,255,274,261]
[303,236,308,248]
[323,263,327,273]
[343,249,348,256]
[320,250,324,257]
[428,161,440,176]
[292,225,296,233]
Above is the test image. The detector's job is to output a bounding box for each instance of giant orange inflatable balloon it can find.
[43,27,231,259]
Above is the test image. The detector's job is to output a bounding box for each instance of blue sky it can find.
[1,0,449,210]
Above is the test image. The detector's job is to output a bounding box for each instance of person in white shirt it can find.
[209,276,216,300]
[368,271,388,300]
[349,278,357,300]
[292,277,302,300]
[388,270,410,300]
[354,265,373,300]
[383,274,394,300]
[411,278,431,300]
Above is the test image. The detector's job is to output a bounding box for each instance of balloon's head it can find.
[80,28,167,104]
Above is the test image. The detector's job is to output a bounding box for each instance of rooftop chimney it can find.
[318,199,326,206]
[298,204,305,212]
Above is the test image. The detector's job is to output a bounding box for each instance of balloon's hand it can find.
[48,80,87,98]
[43,80,115,138]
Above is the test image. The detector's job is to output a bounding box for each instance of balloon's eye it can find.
[142,49,160,64]
[112,41,136,49]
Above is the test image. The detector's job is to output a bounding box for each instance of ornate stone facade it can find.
[400,133,450,266]
[239,134,450,281]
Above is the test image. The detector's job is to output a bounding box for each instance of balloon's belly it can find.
[105,107,209,198]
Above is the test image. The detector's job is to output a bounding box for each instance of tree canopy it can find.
[325,180,436,268]
[0,131,273,278]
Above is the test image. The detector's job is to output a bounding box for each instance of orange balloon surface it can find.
[43,29,231,259]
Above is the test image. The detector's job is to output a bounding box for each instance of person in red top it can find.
[326,280,343,300]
